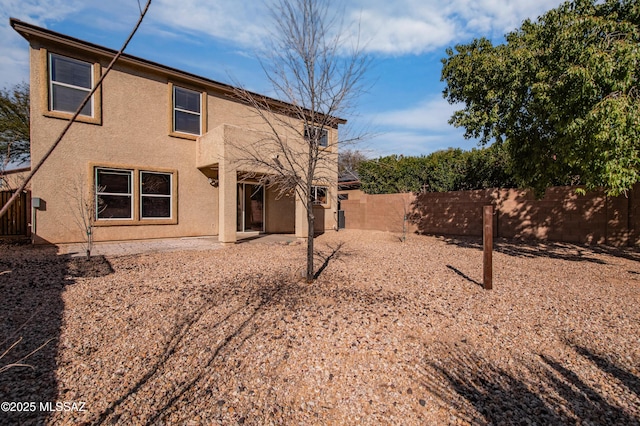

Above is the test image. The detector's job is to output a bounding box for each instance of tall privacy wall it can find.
[339,185,639,247]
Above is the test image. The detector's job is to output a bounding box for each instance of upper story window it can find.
[173,86,201,135]
[49,53,93,117]
[312,185,328,206]
[304,125,329,148]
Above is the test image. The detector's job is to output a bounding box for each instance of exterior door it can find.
[237,183,264,232]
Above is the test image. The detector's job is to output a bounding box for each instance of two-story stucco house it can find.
[11,19,342,245]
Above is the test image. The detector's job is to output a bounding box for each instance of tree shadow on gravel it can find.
[90,295,220,425]
[89,275,294,426]
[313,241,346,280]
[0,244,112,426]
[437,235,640,265]
[421,344,565,425]
[420,342,640,425]
[88,262,415,425]
[537,354,638,425]
[569,343,640,400]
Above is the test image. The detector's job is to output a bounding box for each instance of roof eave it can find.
[9,18,348,126]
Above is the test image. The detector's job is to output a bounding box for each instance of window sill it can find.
[169,131,200,141]
[94,218,178,226]
[318,145,338,154]
[44,110,102,125]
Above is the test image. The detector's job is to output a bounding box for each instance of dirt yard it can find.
[1,230,639,425]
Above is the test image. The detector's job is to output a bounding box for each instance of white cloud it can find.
[364,131,447,157]
[446,0,565,38]
[372,96,459,132]
[2,0,83,26]
[361,94,479,156]
[150,0,270,47]
[345,0,565,55]
[146,0,565,56]
[347,8,458,55]
[1,0,86,86]
[0,0,568,88]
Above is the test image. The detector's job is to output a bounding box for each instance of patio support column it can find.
[219,161,237,244]
[295,192,308,239]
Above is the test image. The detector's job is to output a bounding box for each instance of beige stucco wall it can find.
[266,190,296,233]
[27,38,338,244]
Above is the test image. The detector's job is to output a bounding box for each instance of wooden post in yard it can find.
[483,205,493,290]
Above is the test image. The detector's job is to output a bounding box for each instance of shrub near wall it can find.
[340,185,639,247]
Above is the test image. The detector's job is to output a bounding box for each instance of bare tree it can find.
[397,192,415,243]
[66,175,106,260]
[232,0,369,282]
[338,149,367,175]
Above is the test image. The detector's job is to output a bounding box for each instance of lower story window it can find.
[141,171,172,219]
[94,166,176,223]
[96,168,133,219]
[312,185,328,206]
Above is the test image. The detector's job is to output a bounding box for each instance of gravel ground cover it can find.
[1,229,639,425]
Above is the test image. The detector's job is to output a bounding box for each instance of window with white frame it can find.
[49,53,93,116]
[311,185,328,205]
[173,86,201,135]
[96,168,133,219]
[140,171,172,219]
[304,125,329,148]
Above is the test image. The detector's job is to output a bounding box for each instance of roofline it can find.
[10,18,347,126]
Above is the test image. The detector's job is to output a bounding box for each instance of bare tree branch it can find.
[0,0,152,220]
[229,0,369,282]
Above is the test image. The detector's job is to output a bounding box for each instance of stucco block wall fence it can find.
[339,185,640,247]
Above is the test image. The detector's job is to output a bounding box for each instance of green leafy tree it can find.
[0,83,30,167]
[358,155,403,194]
[461,144,517,190]
[442,0,640,196]
[422,148,466,192]
[358,146,516,195]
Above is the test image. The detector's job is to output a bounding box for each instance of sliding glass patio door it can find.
[237,183,264,232]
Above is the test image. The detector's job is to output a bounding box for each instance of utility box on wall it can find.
[338,210,345,229]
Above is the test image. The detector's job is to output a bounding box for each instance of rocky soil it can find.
[1,230,639,425]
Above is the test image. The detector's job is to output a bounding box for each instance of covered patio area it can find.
[197,124,310,244]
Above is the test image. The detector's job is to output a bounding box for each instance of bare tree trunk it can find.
[306,199,315,282]
[86,228,92,261]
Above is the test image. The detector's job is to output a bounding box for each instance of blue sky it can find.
[1,0,564,158]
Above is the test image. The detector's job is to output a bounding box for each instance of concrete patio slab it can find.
[56,234,299,257]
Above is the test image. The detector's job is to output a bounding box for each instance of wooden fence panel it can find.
[1,190,30,237]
